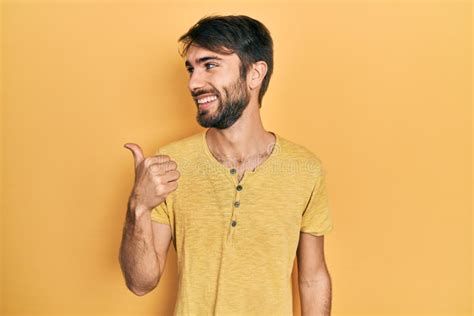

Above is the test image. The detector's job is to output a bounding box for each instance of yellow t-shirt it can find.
[151,129,333,315]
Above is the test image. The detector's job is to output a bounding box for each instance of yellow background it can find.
[1,1,471,315]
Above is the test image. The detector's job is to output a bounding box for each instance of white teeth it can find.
[197,95,217,104]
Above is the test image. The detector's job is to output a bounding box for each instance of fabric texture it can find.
[151,129,333,315]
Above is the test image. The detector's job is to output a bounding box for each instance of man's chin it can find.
[196,112,216,128]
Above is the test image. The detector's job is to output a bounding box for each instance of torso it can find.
[149,130,333,315]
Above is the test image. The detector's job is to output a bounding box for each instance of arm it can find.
[118,198,172,296]
[118,143,178,296]
[296,232,332,316]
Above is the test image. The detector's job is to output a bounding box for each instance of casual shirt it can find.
[151,129,333,315]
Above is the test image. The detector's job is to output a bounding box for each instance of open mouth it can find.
[198,96,218,110]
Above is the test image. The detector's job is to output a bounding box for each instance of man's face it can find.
[185,45,251,129]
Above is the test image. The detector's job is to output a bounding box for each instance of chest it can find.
[172,173,309,235]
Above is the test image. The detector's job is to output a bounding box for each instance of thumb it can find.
[123,143,145,168]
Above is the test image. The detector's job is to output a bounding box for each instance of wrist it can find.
[128,196,151,217]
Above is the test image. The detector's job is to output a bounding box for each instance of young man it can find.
[119,15,334,315]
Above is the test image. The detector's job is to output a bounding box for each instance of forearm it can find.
[118,198,160,295]
[299,272,332,316]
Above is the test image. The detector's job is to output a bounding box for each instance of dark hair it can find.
[178,14,274,107]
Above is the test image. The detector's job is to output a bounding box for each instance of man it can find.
[119,15,334,315]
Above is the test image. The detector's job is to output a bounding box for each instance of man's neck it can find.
[205,114,275,168]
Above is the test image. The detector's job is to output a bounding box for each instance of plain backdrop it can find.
[1,0,472,315]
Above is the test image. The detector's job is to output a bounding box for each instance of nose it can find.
[188,70,206,93]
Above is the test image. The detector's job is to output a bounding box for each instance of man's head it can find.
[178,15,274,129]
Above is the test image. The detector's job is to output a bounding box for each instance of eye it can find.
[205,63,217,70]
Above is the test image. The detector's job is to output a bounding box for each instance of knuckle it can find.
[149,164,159,173]
[158,154,170,162]
[151,174,162,185]
[143,158,152,169]
[163,160,176,170]
[156,175,166,184]
[155,183,165,194]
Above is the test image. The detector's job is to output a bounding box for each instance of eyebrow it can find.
[185,56,224,68]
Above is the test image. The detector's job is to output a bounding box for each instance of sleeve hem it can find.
[151,216,171,225]
[300,225,333,236]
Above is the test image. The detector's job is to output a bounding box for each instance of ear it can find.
[248,61,268,90]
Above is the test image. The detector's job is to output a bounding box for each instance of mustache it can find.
[191,90,219,98]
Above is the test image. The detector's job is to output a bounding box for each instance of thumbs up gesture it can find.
[124,143,180,212]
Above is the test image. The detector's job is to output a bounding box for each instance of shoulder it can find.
[279,136,322,165]
[277,135,325,175]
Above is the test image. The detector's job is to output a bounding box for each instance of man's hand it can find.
[124,143,180,213]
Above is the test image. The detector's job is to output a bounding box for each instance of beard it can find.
[195,75,251,129]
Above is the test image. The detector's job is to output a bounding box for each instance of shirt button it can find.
[236,185,243,191]
[231,220,237,227]
[234,201,240,208]
[230,168,237,175]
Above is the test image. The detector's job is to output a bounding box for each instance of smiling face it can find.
[185,45,251,129]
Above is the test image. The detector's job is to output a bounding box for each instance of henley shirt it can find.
[151,129,333,315]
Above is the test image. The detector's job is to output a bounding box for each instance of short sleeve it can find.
[300,163,334,236]
[150,201,171,226]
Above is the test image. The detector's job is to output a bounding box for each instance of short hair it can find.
[178,14,274,107]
